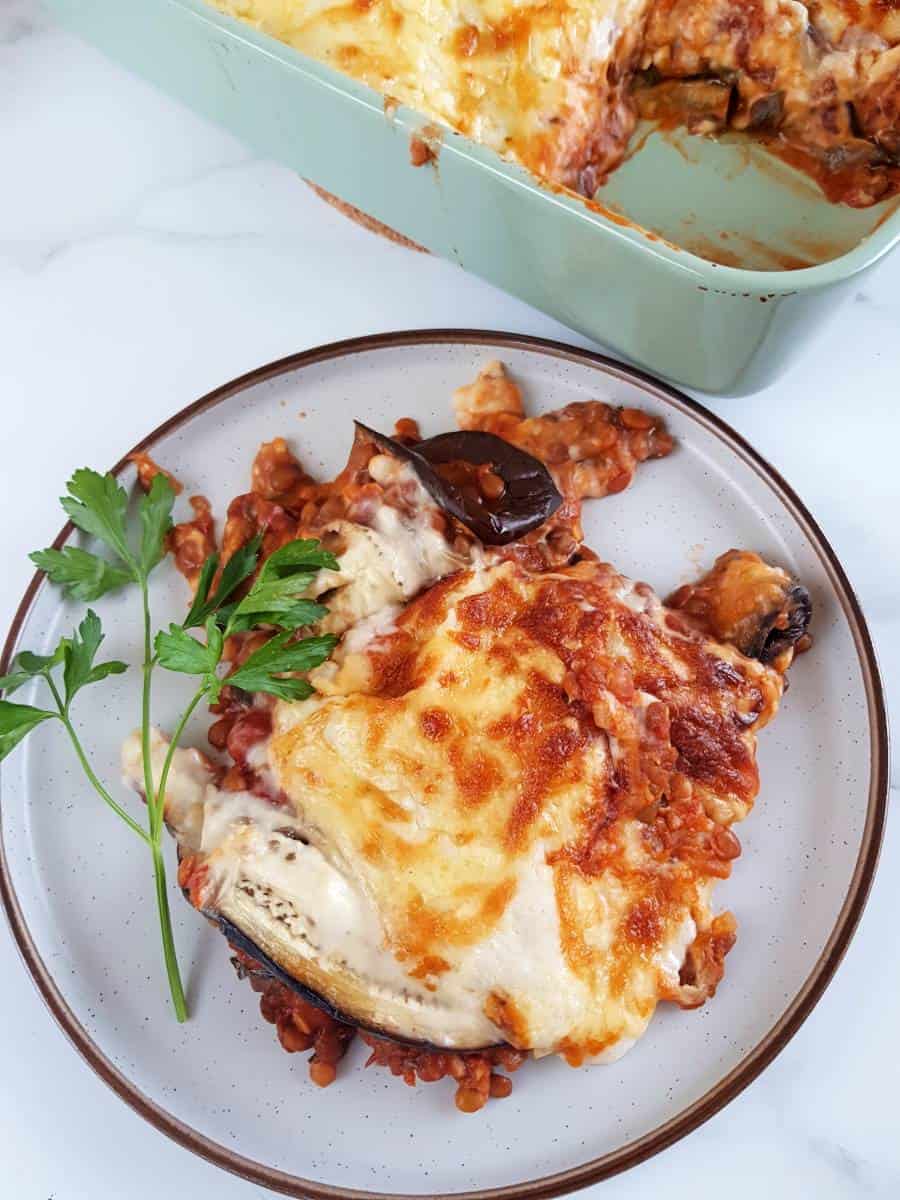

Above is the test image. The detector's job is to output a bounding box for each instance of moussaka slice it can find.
[126,548,809,1104]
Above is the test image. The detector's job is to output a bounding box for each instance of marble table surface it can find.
[1,3,898,1197]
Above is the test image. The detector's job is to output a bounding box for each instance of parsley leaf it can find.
[227,584,324,627]
[155,626,215,677]
[29,546,133,602]
[60,469,135,570]
[62,610,127,707]
[257,538,339,583]
[237,571,318,606]
[160,535,338,704]
[0,701,56,762]
[2,614,125,717]
[155,615,223,682]
[226,631,337,701]
[183,535,262,631]
[213,536,263,606]
[16,643,67,677]
[223,599,327,635]
[222,537,336,634]
[138,473,177,575]
[0,671,31,697]
[182,554,219,631]
[48,467,176,586]
[0,643,68,697]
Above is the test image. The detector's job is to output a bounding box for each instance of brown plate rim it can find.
[0,329,888,1200]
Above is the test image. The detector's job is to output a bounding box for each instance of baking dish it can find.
[47,0,900,393]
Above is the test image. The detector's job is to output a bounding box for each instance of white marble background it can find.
[1,2,898,1196]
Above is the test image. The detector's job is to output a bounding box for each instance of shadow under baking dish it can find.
[0,332,888,1199]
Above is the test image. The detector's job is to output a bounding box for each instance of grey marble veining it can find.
[1,4,898,1197]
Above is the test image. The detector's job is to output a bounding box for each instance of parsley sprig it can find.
[0,612,139,835]
[156,538,336,701]
[0,468,338,1022]
[150,538,337,848]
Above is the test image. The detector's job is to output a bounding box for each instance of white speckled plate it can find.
[0,333,887,1198]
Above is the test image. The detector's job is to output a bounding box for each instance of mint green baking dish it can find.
[47,0,900,393]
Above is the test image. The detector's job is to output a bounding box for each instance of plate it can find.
[0,332,887,1198]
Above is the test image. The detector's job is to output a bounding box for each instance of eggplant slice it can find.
[209,888,501,1052]
[121,723,504,1053]
[355,422,563,545]
[667,549,812,669]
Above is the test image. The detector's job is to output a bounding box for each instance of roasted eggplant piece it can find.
[745,91,785,131]
[667,549,811,670]
[748,583,812,664]
[356,422,563,545]
[207,891,499,1052]
[175,820,503,1052]
[631,76,734,133]
[125,723,500,1054]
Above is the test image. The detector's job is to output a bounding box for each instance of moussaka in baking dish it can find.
[209,0,899,205]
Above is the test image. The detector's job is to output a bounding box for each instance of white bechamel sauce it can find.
[122,731,501,1044]
[370,480,463,595]
[460,844,588,1049]
[656,914,698,983]
[122,728,698,1056]
[307,466,467,634]
[615,577,655,614]
[244,737,279,799]
[310,523,411,634]
[340,605,401,654]
[121,727,212,852]
[222,817,505,1048]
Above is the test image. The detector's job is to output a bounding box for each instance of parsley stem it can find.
[151,842,187,1023]
[43,676,150,845]
[139,578,189,1022]
[146,683,206,1021]
[139,580,156,826]
[64,717,151,844]
[152,684,208,843]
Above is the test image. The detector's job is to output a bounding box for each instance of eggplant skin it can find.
[178,850,369,1036]
[354,421,563,545]
[209,912,505,1055]
[212,913,355,1029]
[667,551,812,669]
[750,584,812,665]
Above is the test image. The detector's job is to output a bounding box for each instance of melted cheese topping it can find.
[135,557,782,1059]
[211,0,651,185]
